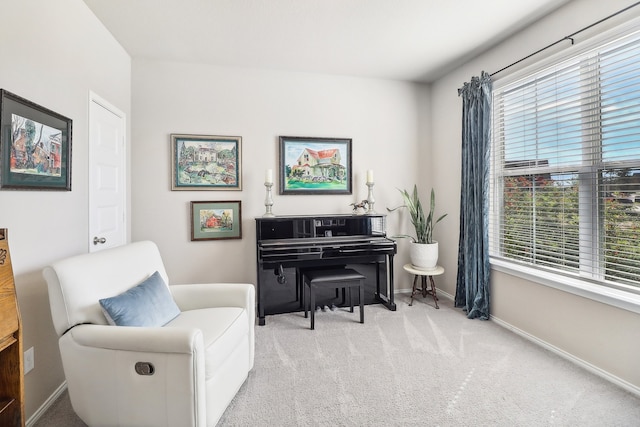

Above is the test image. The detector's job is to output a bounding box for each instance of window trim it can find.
[491,257,640,314]
[490,17,640,313]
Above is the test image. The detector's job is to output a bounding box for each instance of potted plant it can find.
[387,185,447,270]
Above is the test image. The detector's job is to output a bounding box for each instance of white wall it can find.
[0,0,131,419]
[3,0,640,419]
[430,0,640,390]
[131,59,428,285]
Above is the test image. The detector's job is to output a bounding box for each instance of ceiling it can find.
[83,0,571,83]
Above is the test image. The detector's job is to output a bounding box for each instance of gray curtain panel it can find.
[455,71,492,320]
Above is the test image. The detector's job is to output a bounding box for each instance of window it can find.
[491,27,640,295]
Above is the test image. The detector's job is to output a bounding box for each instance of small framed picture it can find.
[190,200,242,241]
[0,89,72,190]
[279,136,352,195]
[171,134,242,190]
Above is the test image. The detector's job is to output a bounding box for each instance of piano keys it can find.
[255,214,397,325]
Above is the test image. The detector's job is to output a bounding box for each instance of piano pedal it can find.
[329,304,337,311]
[274,265,287,284]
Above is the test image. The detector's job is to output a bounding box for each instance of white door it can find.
[89,92,126,252]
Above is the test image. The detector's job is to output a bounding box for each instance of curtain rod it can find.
[489,1,640,77]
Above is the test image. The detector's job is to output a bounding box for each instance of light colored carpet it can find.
[36,296,640,426]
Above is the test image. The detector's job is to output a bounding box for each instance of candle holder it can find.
[263,182,275,217]
[366,182,376,214]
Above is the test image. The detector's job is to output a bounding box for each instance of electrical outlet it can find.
[24,347,34,374]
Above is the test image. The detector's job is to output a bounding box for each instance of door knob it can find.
[93,237,106,245]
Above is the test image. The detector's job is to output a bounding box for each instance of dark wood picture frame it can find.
[279,136,352,195]
[0,89,72,190]
[190,200,242,241]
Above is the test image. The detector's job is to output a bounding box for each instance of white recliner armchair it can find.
[43,241,255,427]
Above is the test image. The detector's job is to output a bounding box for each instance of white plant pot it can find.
[409,241,439,271]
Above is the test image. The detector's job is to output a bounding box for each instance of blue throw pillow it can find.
[99,271,181,327]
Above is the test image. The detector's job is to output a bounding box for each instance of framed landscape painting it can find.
[279,136,352,195]
[171,134,241,190]
[0,89,72,190]
[190,200,242,241]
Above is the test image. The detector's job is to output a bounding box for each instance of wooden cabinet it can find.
[0,229,24,426]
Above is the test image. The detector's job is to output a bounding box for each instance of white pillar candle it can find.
[265,169,273,184]
[367,169,374,183]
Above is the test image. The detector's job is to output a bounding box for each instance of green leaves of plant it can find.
[387,185,447,244]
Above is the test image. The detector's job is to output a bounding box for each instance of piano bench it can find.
[302,268,365,330]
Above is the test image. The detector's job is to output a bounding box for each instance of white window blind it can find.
[490,28,640,293]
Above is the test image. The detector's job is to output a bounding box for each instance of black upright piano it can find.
[255,214,397,325]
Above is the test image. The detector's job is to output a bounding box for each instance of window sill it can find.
[490,258,640,315]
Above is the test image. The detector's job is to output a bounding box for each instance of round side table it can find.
[403,264,445,309]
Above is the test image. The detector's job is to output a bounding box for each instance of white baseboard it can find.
[395,288,640,397]
[27,381,67,427]
[490,315,640,398]
[28,291,639,426]
[394,287,455,300]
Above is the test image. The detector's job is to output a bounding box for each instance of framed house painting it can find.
[0,89,72,190]
[190,200,242,241]
[279,136,352,195]
[171,134,242,190]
